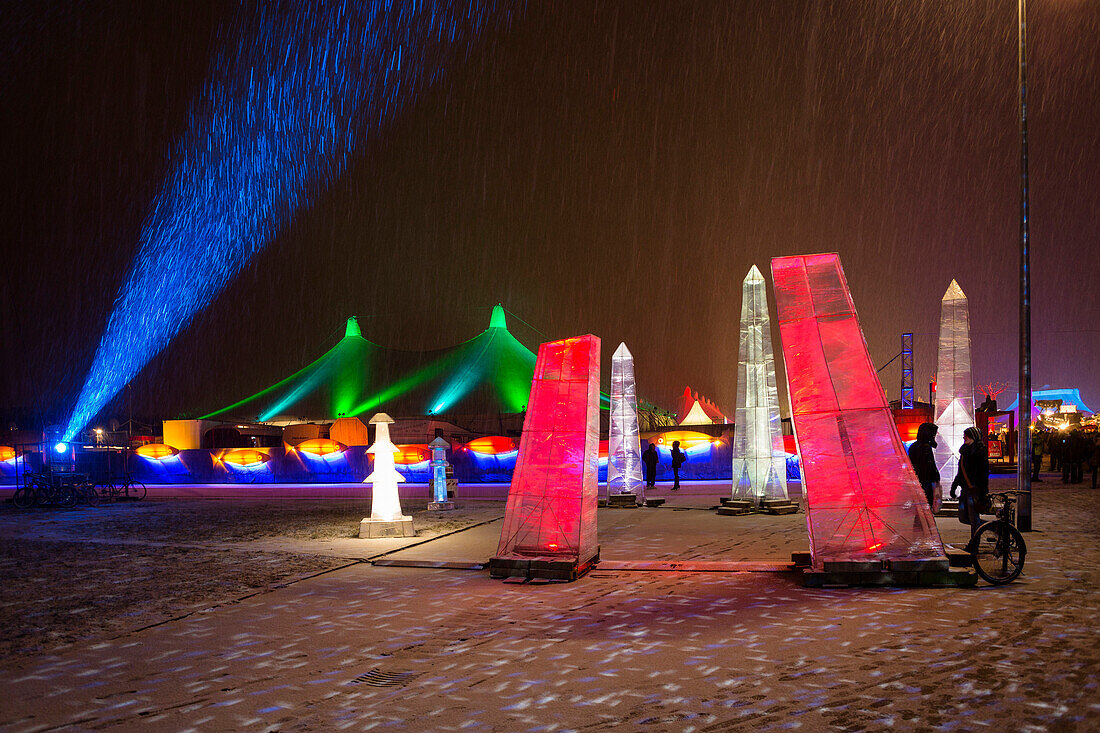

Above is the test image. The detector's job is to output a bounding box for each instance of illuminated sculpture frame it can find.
[608,342,644,502]
[731,265,791,509]
[359,413,415,538]
[933,280,974,492]
[771,254,945,570]
[490,335,601,581]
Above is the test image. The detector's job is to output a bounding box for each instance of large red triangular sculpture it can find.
[489,335,601,581]
[771,254,945,571]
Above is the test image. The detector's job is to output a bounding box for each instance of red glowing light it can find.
[464,436,517,455]
[394,444,430,465]
[771,253,944,569]
[222,449,270,466]
[296,438,346,456]
[135,443,178,460]
[494,335,601,564]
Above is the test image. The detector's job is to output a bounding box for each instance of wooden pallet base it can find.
[489,547,601,582]
[803,557,976,587]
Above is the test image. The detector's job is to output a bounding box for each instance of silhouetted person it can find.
[907,422,940,510]
[670,441,686,490]
[1031,428,1046,482]
[1089,435,1100,490]
[954,426,990,551]
[1050,431,1064,473]
[642,442,659,488]
[1064,429,1086,484]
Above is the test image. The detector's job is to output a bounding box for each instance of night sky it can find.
[3,0,1098,432]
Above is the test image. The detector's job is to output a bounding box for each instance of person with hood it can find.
[642,442,659,488]
[907,422,940,510]
[670,440,686,490]
[953,426,990,550]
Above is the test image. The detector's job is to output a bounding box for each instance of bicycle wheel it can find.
[57,485,78,509]
[126,481,147,501]
[12,486,35,509]
[972,521,1026,585]
[83,483,101,507]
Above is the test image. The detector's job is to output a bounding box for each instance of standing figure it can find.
[954,426,990,551]
[642,442,659,488]
[670,440,686,490]
[907,422,940,509]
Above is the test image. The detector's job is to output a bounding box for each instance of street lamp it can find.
[1016,0,1033,531]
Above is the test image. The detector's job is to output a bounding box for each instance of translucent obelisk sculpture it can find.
[427,436,455,510]
[729,265,794,513]
[771,254,946,574]
[933,280,974,495]
[359,413,415,538]
[490,335,601,581]
[608,342,644,506]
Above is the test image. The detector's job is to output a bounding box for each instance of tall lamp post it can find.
[1016,0,1033,531]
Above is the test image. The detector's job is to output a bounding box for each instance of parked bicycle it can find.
[970,490,1027,585]
[12,473,78,509]
[97,475,147,501]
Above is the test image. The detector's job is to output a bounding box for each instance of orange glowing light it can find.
[222,449,270,466]
[464,436,517,455]
[0,446,17,462]
[653,431,715,451]
[296,438,346,456]
[394,444,430,465]
[866,542,884,552]
[135,443,178,460]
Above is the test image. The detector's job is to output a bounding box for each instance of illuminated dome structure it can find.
[202,305,537,427]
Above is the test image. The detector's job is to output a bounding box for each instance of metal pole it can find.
[1017,0,1033,531]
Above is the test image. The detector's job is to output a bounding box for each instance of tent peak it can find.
[344,317,363,339]
[489,304,507,330]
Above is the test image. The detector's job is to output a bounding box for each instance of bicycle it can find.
[98,475,147,501]
[970,490,1027,585]
[12,473,77,509]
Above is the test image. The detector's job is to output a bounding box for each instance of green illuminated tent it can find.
[203,305,537,423]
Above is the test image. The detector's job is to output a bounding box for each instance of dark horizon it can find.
[3,1,1098,432]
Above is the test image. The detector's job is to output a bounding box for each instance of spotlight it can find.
[54,442,67,454]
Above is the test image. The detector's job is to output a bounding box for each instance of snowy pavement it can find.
[1,476,1097,731]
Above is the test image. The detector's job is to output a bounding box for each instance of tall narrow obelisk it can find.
[730,265,794,513]
[608,342,644,505]
[934,280,974,493]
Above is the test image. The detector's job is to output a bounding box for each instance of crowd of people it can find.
[1031,426,1100,489]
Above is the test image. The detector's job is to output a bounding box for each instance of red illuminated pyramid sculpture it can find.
[489,335,601,582]
[771,254,966,585]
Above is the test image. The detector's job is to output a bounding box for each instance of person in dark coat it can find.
[907,422,940,509]
[954,426,990,550]
[670,441,686,490]
[1050,431,1064,473]
[642,442,659,488]
[1088,434,1100,490]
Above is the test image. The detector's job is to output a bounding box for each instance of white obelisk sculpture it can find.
[428,435,455,510]
[730,265,794,513]
[933,280,974,496]
[359,413,416,537]
[608,342,644,504]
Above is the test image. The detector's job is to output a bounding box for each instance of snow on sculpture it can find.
[731,265,791,509]
[771,253,945,569]
[359,413,415,537]
[608,342,644,501]
[490,335,601,581]
[933,280,974,491]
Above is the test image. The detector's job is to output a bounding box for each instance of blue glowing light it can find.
[63,1,510,441]
[54,442,68,454]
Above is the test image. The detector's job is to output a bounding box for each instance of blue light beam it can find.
[63,0,508,441]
